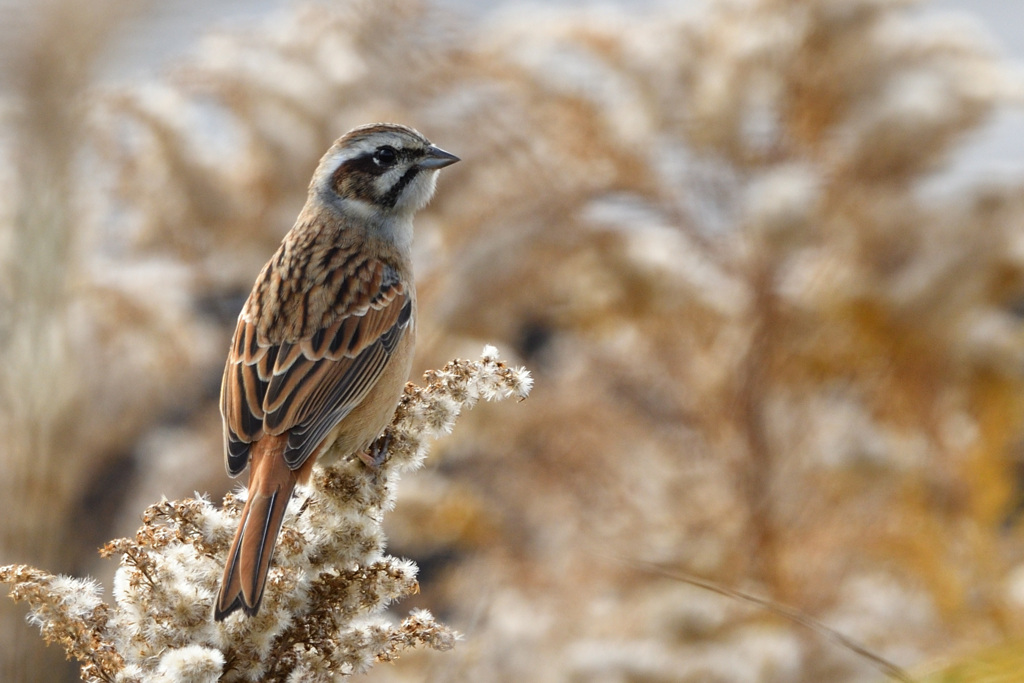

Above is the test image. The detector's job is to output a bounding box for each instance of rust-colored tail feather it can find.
[215,435,298,621]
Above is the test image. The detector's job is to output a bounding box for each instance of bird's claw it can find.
[358,431,392,470]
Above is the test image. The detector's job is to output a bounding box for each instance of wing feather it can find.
[222,329,266,475]
[220,254,411,477]
[284,344,388,466]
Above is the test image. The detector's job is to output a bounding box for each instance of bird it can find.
[214,123,459,620]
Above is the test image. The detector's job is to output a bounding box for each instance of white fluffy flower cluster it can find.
[388,344,534,472]
[1,348,530,682]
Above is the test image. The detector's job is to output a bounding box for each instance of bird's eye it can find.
[373,146,398,167]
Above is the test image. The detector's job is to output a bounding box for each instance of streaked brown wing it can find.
[221,258,411,476]
[267,291,411,468]
[221,317,274,475]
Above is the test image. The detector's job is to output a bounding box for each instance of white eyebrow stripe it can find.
[320,141,376,176]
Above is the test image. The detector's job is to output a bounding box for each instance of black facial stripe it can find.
[337,154,389,179]
[337,147,420,176]
[382,166,420,209]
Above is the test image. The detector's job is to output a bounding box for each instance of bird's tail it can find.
[215,434,298,621]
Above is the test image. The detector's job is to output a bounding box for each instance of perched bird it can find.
[215,123,459,620]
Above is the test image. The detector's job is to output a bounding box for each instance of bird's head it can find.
[312,123,459,222]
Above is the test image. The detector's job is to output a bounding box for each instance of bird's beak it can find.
[418,146,460,169]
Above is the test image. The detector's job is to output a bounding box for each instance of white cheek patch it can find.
[404,171,439,211]
[374,166,407,197]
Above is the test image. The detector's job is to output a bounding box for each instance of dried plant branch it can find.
[0,566,122,683]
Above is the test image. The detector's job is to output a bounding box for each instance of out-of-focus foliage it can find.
[2,0,1024,681]
[919,637,1024,682]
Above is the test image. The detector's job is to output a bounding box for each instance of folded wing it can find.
[220,256,411,475]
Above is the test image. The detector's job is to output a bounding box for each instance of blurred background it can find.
[2,0,1024,681]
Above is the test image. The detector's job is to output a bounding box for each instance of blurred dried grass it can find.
[3,0,1024,681]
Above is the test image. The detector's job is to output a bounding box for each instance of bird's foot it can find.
[358,431,392,470]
